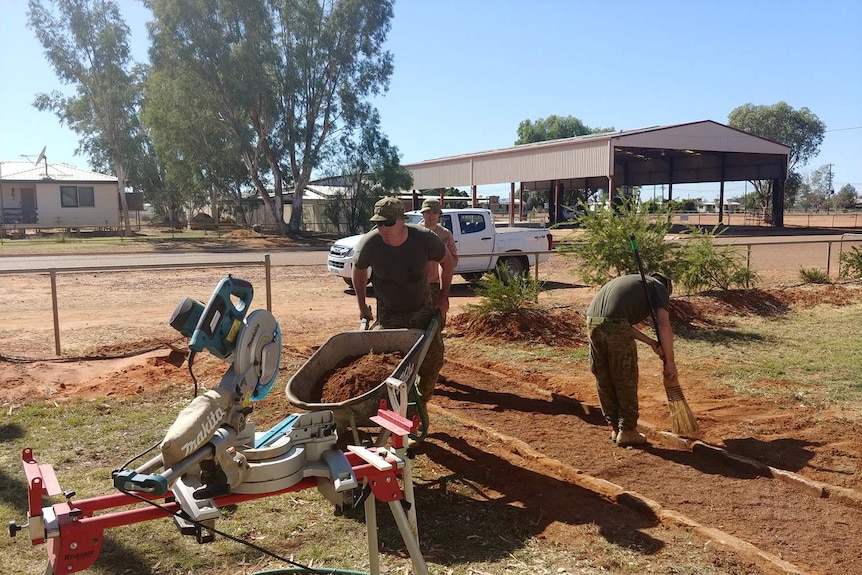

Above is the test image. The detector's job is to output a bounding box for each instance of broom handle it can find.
[629,234,663,352]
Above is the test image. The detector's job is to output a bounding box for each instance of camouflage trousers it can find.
[377,296,444,405]
[586,316,640,432]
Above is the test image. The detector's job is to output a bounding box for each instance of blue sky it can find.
[2,0,860,200]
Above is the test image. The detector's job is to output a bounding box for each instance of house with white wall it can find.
[0,160,119,232]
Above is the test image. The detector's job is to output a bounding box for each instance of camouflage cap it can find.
[370,196,405,221]
[421,198,442,212]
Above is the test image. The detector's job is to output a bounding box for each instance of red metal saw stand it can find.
[13,404,429,575]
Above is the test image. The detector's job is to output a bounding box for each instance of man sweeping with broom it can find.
[586,271,678,446]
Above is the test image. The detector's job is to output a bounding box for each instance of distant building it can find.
[1,160,119,231]
[697,200,743,214]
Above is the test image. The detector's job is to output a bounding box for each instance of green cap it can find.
[370,197,405,221]
[421,198,442,212]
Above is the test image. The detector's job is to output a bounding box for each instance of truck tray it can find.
[286,327,431,433]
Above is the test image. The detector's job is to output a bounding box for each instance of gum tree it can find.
[27,0,140,235]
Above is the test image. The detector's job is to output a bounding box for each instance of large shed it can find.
[405,120,791,226]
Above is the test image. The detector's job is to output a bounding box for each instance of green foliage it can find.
[28,0,141,234]
[467,268,544,315]
[557,198,675,285]
[839,246,862,279]
[514,114,614,144]
[833,183,858,211]
[728,101,826,211]
[147,0,396,234]
[672,226,759,292]
[798,267,831,284]
[728,101,826,172]
[323,124,412,234]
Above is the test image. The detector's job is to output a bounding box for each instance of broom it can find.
[629,234,699,435]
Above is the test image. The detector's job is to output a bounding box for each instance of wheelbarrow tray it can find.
[286,327,429,431]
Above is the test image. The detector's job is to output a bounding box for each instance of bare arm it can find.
[655,307,678,381]
[436,249,455,324]
[445,231,459,268]
[352,267,372,321]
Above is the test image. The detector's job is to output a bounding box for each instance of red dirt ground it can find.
[3,256,862,575]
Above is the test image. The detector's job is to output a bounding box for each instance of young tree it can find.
[27,0,141,235]
[727,101,826,214]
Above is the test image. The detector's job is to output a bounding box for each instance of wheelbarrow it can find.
[286,314,439,446]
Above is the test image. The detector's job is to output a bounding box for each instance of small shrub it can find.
[798,267,831,284]
[557,197,675,285]
[467,267,544,316]
[673,226,759,293]
[839,246,862,279]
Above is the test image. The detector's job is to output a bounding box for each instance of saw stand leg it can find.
[364,489,429,575]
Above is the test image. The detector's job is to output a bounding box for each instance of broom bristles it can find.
[663,378,699,435]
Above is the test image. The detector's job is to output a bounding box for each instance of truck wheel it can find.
[498,256,527,279]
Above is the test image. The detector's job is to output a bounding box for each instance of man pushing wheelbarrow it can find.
[352,196,455,432]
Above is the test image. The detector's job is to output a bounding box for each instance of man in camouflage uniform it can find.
[586,273,677,446]
[353,197,455,408]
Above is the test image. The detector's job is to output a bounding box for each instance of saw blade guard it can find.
[250,318,281,402]
[231,309,282,403]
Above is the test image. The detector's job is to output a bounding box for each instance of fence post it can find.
[265,254,272,312]
[50,271,61,356]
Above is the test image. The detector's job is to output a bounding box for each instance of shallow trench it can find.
[421,355,862,575]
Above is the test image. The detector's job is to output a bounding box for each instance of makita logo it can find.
[181,406,226,456]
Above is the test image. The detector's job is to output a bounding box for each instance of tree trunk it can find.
[116,163,132,236]
[287,176,308,234]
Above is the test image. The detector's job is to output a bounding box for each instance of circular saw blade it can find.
[234,310,281,401]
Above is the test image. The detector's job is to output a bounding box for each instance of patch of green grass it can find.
[675,305,862,405]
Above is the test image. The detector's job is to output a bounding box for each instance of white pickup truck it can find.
[327,208,554,285]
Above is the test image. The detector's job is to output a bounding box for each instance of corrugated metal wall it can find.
[410,140,610,189]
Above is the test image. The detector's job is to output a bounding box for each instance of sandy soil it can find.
[3,247,862,575]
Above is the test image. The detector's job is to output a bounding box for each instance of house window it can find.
[61,186,96,207]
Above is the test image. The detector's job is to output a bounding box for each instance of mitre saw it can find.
[111,274,291,498]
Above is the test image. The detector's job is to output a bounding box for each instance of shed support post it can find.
[772,178,785,228]
[509,182,516,226]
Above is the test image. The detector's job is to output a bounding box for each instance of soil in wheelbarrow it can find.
[311,350,404,404]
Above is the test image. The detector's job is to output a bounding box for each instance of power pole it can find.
[826,164,834,213]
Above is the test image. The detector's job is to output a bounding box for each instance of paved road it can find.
[0,248,329,273]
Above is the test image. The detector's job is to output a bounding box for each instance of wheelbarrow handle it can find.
[359,304,376,331]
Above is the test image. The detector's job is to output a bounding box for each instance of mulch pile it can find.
[447,307,587,346]
[312,351,404,403]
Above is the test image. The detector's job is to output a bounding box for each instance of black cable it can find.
[0,338,185,364]
[116,439,162,472]
[116,488,333,574]
[187,349,198,397]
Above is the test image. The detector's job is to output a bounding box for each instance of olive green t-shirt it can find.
[354,224,446,312]
[585,274,670,324]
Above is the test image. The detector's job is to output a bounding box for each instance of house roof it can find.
[0,161,118,184]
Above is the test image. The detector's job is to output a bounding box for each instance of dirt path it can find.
[429,354,862,575]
